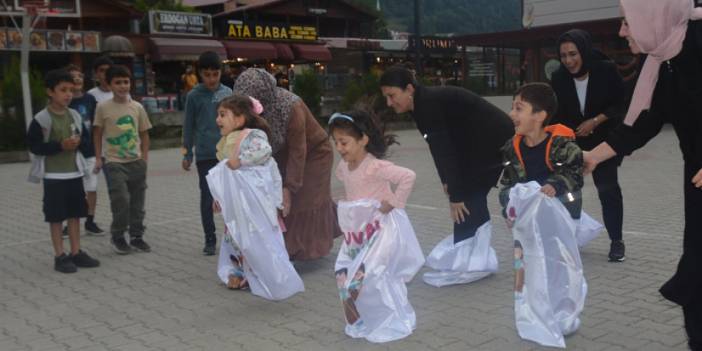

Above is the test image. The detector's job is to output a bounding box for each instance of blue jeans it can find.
[197,159,218,244]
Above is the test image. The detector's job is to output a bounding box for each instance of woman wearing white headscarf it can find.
[584,1,702,348]
[233,68,340,260]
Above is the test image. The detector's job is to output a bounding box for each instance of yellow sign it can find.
[226,22,317,41]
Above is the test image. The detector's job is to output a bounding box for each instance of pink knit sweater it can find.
[335,154,416,209]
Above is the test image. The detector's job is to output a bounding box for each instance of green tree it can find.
[341,73,380,110]
[346,0,389,38]
[129,0,193,12]
[0,55,46,150]
[292,70,322,116]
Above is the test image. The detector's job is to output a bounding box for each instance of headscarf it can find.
[557,29,593,79]
[233,68,299,153]
[621,0,702,125]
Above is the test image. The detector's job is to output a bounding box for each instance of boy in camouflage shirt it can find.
[499,83,583,225]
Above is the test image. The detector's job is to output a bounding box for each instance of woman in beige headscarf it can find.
[584,1,702,348]
[233,68,340,260]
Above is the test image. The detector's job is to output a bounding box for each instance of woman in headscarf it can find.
[584,1,702,348]
[550,29,628,262]
[233,68,340,260]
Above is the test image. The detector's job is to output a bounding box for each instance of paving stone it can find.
[0,127,689,350]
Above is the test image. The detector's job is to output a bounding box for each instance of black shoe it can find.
[62,226,68,237]
[129,238,151,252]
[54,253,77,273]
[85,221,105,236]
[70,250,100,268]
[203,242,216,256]
[608,240,626,262]
[111,237,132,255]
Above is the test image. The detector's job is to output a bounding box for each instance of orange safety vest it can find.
[512,124,576,172]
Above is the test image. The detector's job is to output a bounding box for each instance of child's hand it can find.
[226,158,241,170]
[505,217,514,229]
[213,201,222,213]
[93,158,102,174]
[379,200,394,214]
[61,137,80,151]
[541,184,556,197]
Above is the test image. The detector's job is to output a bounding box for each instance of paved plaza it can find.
[0,126,690,351]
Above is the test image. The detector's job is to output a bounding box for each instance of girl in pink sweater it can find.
[330,110,415,212]
[330,109,424,343]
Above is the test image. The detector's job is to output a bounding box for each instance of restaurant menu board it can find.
[30,32,46,50]
[83,32,98,52]
[0,28,100,52]
[47,31,65,50]
[7,29,22,49]
[66,32,82,51]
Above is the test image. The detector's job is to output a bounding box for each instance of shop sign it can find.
[225,21,317,41]
[149,10,212,37]
[0,28,100,52]
[408,36,457,53]
[468,58,495,77]
[347,39,381,50]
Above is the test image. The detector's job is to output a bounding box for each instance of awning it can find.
[290,43,332,62]
[149,37,226,62]
[272,43,294,61]
[222,40,277,60]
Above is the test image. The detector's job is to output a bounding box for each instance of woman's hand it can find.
[693,168,702,188]
[213,200,221,213]
[282,188,292,217]
[576,118,598,137]
[582,151,598,175]
[379,200,394,214]
[450,201,470,224]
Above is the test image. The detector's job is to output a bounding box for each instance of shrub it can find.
[292,69,322,116]
[0,55,47,151]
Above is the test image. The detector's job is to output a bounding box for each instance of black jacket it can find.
[551,59,626,151]
[608,21,702,171]
[608,21,702,308]
[411,85,514,202]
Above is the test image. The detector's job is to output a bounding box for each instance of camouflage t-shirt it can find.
[94,99,152,163]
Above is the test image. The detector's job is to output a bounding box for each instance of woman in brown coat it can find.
[233,68,340,260]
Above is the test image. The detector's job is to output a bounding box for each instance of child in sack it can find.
[330,109,424,343]
[210,94,303,300]
[500,82,587,347]
[499,82,584,223]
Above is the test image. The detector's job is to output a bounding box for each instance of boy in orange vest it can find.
[499,82,584,226]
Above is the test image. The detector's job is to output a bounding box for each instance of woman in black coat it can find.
[380,66,514,243]
[585,1,702,348]
[550,29,627,262]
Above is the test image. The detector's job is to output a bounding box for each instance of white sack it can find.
[334,199,424,343]
[422,221,498,287]
[207,160,304,301]
[507,181,587,348]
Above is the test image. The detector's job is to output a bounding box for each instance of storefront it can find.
[0,0,142,92]
[144,9,223,112]
[453,0,633,94]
